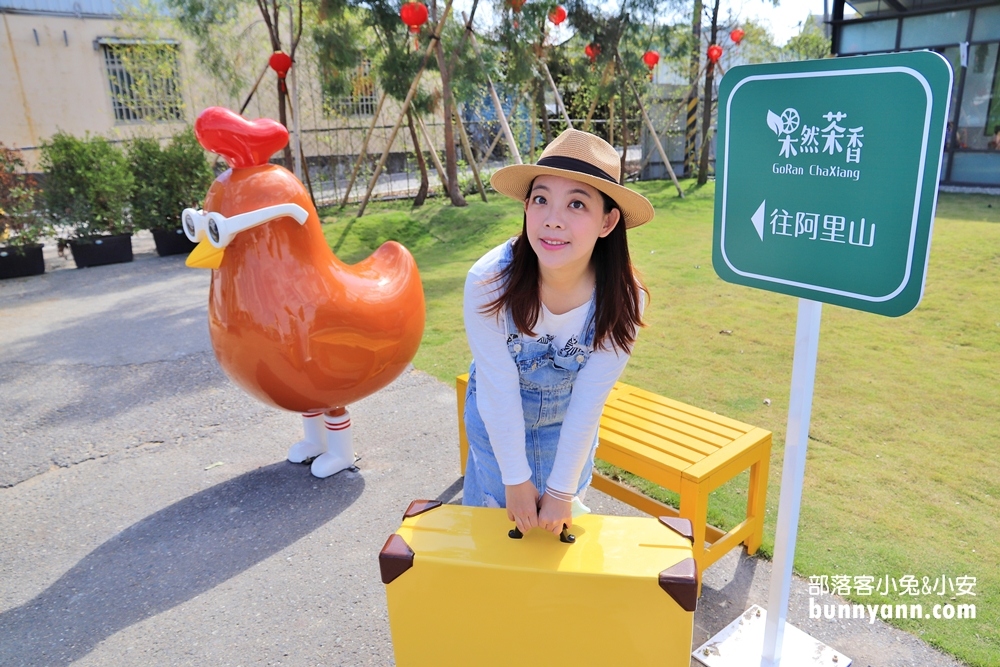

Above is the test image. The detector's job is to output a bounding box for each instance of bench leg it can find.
[679,476,710,594]
[744,445,770,556]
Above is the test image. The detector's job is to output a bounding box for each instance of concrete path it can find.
[0,236,963,666]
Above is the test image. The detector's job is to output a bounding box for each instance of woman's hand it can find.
[506,480,540,534]
[538,491,573,536]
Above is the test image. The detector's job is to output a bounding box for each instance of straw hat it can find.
[490,129,655,228]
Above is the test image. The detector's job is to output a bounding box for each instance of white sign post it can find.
[761,298,822,666]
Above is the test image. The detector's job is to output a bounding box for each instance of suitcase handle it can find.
[508,525,576,544]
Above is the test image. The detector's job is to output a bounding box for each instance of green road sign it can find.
[713,52,953,317]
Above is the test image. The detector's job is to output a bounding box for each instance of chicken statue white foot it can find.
[287,412,326,463]
[287,410,356,478]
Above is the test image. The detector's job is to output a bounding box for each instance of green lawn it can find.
[320,182,999,666]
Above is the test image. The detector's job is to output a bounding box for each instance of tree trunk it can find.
[619,91,628,185]
[432,0,467,207]
[406,110,429,207]
[529,93,537,162]
[697,0,721,186]
[278,81,293,170]
[537,79,552,143]
[685,0,703,178]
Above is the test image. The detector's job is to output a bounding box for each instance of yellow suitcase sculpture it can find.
[380,500,698,666]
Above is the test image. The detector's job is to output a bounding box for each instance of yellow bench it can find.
[456,374,771,576]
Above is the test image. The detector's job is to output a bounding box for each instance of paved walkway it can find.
[0,238,962,666]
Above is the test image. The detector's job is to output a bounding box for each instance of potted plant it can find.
[0,143,50,279]
[128,129,213,256]
[41,132,135,268]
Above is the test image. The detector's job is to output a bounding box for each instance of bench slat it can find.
[614,393,747,441]
[601,407,718,458]
[620,384,755,432]
[602,403,731,451]
[597,428,693,481]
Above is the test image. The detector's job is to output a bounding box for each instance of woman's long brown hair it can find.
[482,190,647,353]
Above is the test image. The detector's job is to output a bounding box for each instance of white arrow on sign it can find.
[752,200,766,241]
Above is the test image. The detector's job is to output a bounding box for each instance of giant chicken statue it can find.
[183,107,425,479]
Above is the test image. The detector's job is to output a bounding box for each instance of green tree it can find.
[128,129,214,232]
[41,134,134,239]
[784,15,831,61]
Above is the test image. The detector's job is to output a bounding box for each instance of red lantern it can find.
[268,51,292,79]
[730,28,745,45]
[642,50,660,70]
[548,5,566,26]
[585,42,600,63]
[508,0,526,12]
[399,1,429,33]
[707,44,723,64]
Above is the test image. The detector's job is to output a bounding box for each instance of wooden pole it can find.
[476,87,522,172]
[466,17,522,165]
[281,85,317,208]
[339,91,387,208]
[615,49,684,198]
[540,60,572,129]
[239,61,271,115]
[356,0,455,217]
[583,61,615,132]
[453,103,488,202]
[417,115,451,194]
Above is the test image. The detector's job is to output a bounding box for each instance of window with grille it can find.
[102,42,184,123]
[324,59,378,117]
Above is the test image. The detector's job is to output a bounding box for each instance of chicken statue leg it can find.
[183,107,425,479]
[287,412,326,463]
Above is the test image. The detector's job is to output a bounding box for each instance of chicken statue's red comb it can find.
[194,107,289,169]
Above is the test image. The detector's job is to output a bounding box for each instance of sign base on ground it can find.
[692,605,851,667]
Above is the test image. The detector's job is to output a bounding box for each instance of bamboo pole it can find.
[540,60,572,129]
[453,104,488,202]
[239,60,271,115]
[479,126,504,172]
[417,115,451,194]
[465,16,521,165]
[615,49,684,199]
[476,85,523,173]
[281,84,316,208]
[356,0,455,217]
[583,61,615,132]
[339,91,387,208]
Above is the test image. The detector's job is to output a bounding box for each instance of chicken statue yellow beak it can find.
[186,238,225,270]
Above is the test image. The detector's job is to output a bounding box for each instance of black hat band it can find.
[535,155,617,184]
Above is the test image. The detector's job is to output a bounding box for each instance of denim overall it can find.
[463,241,599,508]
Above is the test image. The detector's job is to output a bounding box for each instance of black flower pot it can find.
[69,234,134,268]
[152,227,198,257]
[0,244,45,279]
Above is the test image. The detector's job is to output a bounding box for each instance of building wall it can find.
[0,8,448,173]
[0,12,192,166]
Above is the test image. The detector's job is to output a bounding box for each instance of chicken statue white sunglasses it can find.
[181,203,309,249]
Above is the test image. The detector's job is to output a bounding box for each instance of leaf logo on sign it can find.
[767,110,784,135]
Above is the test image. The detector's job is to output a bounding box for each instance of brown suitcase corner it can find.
[658,557,698,612]
[658,516,694,544]
[379,534,415,585]
[403,499,443,519]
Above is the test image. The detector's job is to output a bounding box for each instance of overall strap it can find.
[497,238,517,341]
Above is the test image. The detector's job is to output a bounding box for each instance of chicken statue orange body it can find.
[184,107,425,478]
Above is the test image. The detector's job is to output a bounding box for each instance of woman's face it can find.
[524,174,620,277]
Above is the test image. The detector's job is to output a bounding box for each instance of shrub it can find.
[41,132,134,239]
[0,143,49,250]
[128,128,213,231]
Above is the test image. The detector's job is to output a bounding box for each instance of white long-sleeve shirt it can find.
[463,242,635,494]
